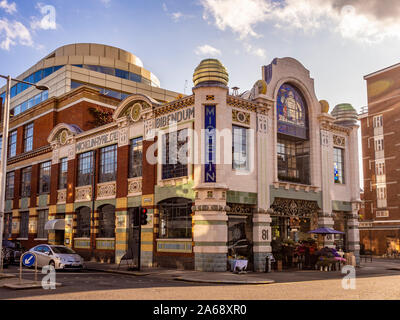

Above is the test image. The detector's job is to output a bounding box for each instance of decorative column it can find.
[115,121,129,264]
[252,208,272,272]
[318,108,335,248]
[253,97,272,271]
[347,203,361,265]
[193,186,229,272]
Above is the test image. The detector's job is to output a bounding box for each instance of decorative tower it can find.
[192,59,230,271]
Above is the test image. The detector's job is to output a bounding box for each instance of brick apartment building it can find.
[359,62,400,255]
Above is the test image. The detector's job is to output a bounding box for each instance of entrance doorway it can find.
[127,207,141,268]
[227,213,253,270]
[55,230,65,245]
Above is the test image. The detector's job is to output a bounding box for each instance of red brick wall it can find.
[116,145,129,198]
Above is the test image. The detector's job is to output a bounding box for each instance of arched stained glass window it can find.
[277,84,308,139]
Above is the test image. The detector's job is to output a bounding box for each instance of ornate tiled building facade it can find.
[2,56,361,270]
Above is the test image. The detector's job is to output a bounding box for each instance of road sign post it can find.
[20,252,38,283]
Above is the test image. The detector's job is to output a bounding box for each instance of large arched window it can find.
[276,83,310,185]
[159,198,192,239]
[98,204,116,238]
[76,206,91,238]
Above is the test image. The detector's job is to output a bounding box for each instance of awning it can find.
[44,219,65,231]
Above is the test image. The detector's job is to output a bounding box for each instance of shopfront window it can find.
[232,125,249,170]
[159,198,192,239]
[129,137,143,178]
[76,206,91,238]
[77,151,94,186]
[162,129,188,180]
[37,209,48,239]
[39,161,51,193]
[21,166,32,197]
[59,157,68,189]
[99,144,117,183]
[98,204,115,238]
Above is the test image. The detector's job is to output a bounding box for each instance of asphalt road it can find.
[1,259,400,300]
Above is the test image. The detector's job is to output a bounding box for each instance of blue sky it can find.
[1,0,400,113]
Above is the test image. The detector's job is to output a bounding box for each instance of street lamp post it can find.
[0,74,48,273]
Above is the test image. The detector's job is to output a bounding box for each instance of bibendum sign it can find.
[76,131,119,153]
[155,106,195,129]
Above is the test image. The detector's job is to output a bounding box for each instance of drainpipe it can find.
[90,149,97,261]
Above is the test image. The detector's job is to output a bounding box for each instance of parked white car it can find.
[29,245,84,270]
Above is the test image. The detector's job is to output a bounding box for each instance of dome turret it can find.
[193,59,229,88]
[331,103,358,127]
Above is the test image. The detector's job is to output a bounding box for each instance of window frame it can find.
[99,144,117,183]
[58,157,68,190]
[37,209,49,239]
[19,211,29,238]
[39,161,52,194]
[129,137,143,178]
[232,125,249,171]
[8,130,17,158]
[23,122,34,153]
[161,128,189,180]
[77,151,94,187]
[333,147,345,184]
[21,166,32,198]
[5,171,14,200]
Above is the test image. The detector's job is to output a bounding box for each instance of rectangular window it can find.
[3,213,12,239]
[129,137,143,178]
[277,138,310,184]
[376,210,389,218]
[373,115,383,128]
[59,157,68,189]
[375,161,385,176]
[37,209,49,239]
[99,144,117,183]
[8,130,17,158]
[162,129,188,180]
[77,151,94,187]
[24,123,34,152]
[19,211,29,238]
[374,138,384,151]
[21,166,32,197]
[334,147,345,184]
[232,125,249,170]
[377,186,387,200]
[5,171,14,199]
[39,161,51,194]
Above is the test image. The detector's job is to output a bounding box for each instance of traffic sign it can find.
[22,252,36,267]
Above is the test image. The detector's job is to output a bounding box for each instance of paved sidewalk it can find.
[83,258,400,285]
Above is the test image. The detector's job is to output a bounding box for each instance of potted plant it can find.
[274,253,283,271]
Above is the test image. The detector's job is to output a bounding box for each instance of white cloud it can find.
[162,3,194,22]
[200,0,400,43]
[31,3,57,30]
[100,0,111,7]
[195,44,222,57]
[0,19,33,50]
[0,0,16,14]
[244,43,266,59]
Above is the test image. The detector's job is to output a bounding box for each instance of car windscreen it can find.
[51,246,76,254]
